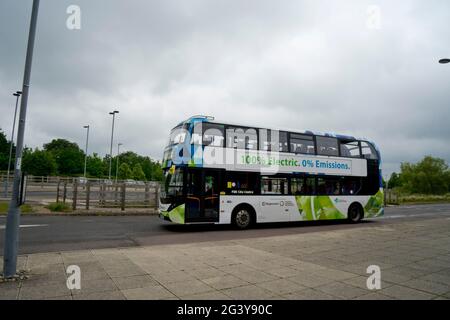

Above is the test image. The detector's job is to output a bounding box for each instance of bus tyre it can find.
[232,206,253,230]
[348,203,363,223]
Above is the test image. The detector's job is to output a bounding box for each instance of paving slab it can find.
[287,273,334,288]
[315,282,369,299]
[256,278,307,295]
[112,275,159,290]
[282,288,340,300]
[71,277,118,296]
[164,279,215,297]
[221,284,278,300]
[73,290,126,300]
[202,274,248,290]
[380,285,435,300]
[180,291,231,300]
[121,284,177,300]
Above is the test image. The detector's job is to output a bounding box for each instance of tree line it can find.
[387,156,450,195]
[0,128,163,181]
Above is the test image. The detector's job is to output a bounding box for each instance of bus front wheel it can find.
[232,205,254,229]
[347,203,364,223]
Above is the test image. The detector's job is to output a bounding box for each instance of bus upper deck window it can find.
[226,127,258,150]
[361,141,378,160]
[203,124,225,147]
[290,133,315,155]
[316,136,339,157]
[339,140,361,158]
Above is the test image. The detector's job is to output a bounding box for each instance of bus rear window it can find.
[361,141,378,160]
[340,140,361,158]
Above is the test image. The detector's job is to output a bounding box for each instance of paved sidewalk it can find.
[1,217,450,300]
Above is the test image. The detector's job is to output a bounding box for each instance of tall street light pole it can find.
[4,91,22,198]
[3,0,40,279]
[83,125,90,178]
[115,143,123,183]
[108,110,119,180]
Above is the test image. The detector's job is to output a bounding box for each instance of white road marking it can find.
[380,212,450,219]
[0,224,48,230]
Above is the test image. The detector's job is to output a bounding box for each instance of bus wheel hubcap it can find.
[236,210,250,227]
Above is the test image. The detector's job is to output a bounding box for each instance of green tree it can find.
[44,139,84,175]
[116,151,141,168]
[132,163,146,181]
[118,163,132,180]
[86,153,107,177]
[151,161,163,181]
[22,149,57,176]
[387,172,401,189]
[0,129,14,171]
[399,156,449,194]
[140,157,162,180]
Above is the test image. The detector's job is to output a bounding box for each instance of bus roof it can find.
[174,115,379,149]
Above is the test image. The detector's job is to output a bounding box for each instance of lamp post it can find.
[439,58,450,64]
[108,110,119,180]
[83,125,90,178]
[115,143,123,183]
[4,91,22,198]
[3,0,40,279]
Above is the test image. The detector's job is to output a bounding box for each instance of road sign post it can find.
[3,0,40,278]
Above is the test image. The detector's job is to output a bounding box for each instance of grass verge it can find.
[385,193,450,205]
[0,202,34,214]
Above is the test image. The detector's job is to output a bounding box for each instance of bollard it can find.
[114,184,118,206]
[100,183,105,207]
[86,182,90,210]
[120,183,126,211]
[72,179,78,211]
[56,180,61,203]
[144,182,150,206]
[63,182,67,203]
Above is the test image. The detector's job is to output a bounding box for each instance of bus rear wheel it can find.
[348,203,364,223]
[232,206,254,229]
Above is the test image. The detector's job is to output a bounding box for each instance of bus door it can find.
[185,169,220,222]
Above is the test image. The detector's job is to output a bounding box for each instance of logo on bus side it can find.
[261,200,295,207]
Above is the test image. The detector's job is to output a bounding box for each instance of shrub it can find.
[46,202,72,212]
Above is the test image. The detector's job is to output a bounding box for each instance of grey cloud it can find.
[0,0,449,178]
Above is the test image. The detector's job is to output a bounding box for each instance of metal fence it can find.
[0,174,160,211]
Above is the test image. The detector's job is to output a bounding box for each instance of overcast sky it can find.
[1,0,449,177]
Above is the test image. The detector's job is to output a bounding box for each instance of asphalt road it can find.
[1,203,450,255]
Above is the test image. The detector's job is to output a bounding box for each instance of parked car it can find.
[77,177,88,185]
[125,179,136,186]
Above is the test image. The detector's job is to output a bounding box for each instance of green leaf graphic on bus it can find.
[365,190,384,217]
[296,196,313,220]
[296,196,345,220]
[168,204,185,224]
[161,204,186,224]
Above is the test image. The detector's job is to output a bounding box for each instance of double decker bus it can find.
[159,115,383,229]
